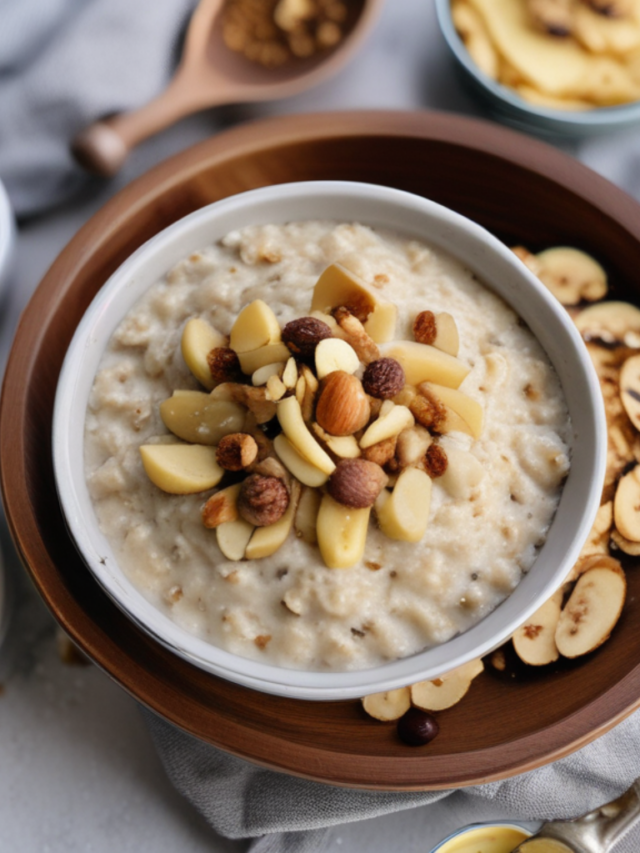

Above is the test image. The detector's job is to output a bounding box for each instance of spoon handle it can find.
[71,72,223,177]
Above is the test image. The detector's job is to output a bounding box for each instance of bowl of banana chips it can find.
[436,0,640,135]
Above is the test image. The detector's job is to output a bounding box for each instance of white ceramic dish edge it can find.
[52,180,607,700]
[0,180,16,299]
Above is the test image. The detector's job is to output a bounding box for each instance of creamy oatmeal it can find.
[84,221,571,671]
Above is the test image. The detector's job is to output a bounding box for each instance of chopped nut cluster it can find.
[221,0,353,70]
[140,261,486,570]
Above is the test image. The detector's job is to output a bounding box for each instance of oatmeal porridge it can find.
[84,221,571,671]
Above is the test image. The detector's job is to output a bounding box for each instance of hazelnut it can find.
[424,444,448,478]
[328,458,387,508]
[316,371,370,436]
[362,358,405,399]
[207,347,242,383]
[361,435,397,467]
[238,473,289,526]
[282,317,333,359]
[396,708,439,747]
[216,433,259,471]
[412,311,437,346]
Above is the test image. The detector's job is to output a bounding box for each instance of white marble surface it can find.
[1,0,640,850]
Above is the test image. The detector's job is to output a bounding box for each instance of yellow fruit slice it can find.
[411,658,484,711]
[512,591,563,666]
[140,443,224,494]
[555,565,626,658]
[316,494,370,568]
[376,467,432,542]
[181,318,226,390]
[419,382,484,439]
[361,687,411,721]
[381,341,469,388]
[229,299,281,353]
[237,343,291,375]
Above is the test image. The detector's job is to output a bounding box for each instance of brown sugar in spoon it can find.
[71,0,384,177]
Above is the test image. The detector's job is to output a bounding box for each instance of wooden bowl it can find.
[3,110,640,790]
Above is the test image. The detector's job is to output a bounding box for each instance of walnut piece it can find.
[332,306,380,364]
[216,433,259,471]
[238,473,290,526]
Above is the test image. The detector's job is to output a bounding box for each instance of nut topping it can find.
[238,473,290,527]
[424,444,448,478]
[282,316,333,359]
[328,458,388,508]
[207,347,242,384]
[315,371,370,436]
[216,433,259,471]
[363,357,405,399]
[413,310,438,346]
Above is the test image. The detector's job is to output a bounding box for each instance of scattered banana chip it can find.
[410,658,484,710]
[362,687,411,721]
[574,300,640,346]
[512,590,562,665]
[619,353,640,430]
[535,247,608,305]
[614,465,640,541]
[453,0,640,109]
[555,563,626,658]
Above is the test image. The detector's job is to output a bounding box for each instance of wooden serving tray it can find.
[3,110,640,790]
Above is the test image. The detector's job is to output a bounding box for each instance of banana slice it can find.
[229,299,281,353]
[316,494,370,568]
[620,354,640,430]
[512,590,562,666]
[526,0,574,37]
[361,687,412,721]
[410,658,484,711]
[573,5,640,56]
[139,443,224,494]
[555,563,626,658]
[611,528,640,556]
[181,318,226,390]
[375,467,432,542]
[614,465,640,541]
[159,391,245,445]
[535,247,608,305]
[515,84,592,110]
[574,300,640,346]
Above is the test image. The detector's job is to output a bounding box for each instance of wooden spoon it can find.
[71,0,384,177]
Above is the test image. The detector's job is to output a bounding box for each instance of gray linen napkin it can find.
[143,707,640,853]
[0,0,195,216]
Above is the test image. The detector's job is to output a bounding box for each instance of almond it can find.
[315,371,370,437]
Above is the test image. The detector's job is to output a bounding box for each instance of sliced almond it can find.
[555,564,626,658]
[418,382,484,439]
[614,465,640,542]
[266,374,287,402]
[202,483,242,528]
[277,396,336,475]
[361,687,411,721]
[237,342,291,375]
[252,362,284,387]
[282,357,298,389]
[512,590,563,666]
[181,318,226,390]
[273,433,329,488]
[360,403,414,449]
[395,426,432,469]
[216,517,255,562]
[159,392,245,445]
[332,307,380,364]
[316,493,370,568]
[315,371,370,437]
[381,341,469,388]
[294,486,322,544]
[375,467,432,542]
[325,434,361,459]
[315,337,360,380]
[411,658,484,711]
[229,299,281,353]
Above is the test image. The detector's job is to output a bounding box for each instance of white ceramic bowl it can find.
[0,179,15,299]
[53,180,606,701]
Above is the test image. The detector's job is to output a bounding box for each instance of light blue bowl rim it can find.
[434,0,640,129]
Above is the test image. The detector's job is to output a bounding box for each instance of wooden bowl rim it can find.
[3,109,640,790]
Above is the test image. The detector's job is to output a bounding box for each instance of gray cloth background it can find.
[3,0,640,850]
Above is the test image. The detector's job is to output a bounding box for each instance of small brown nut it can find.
[282,317,333,359]
[238,474,290,527]
[424,444,448,478]
[332,306,380,364]
[316,371,370,436]
[362,435,397,467]
[207,347,242,383]
[328,458,387,508]
[216,433,259,471]
[362,358,405,399]
[413,311,437,346]
[409,390,447,431]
